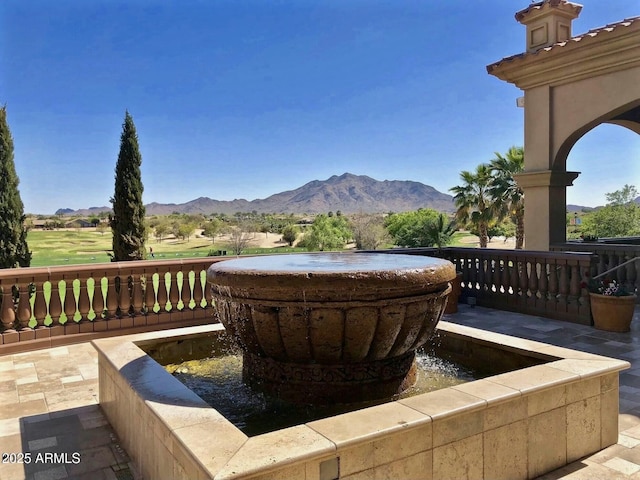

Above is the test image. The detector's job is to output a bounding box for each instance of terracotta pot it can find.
[589,293,637,332]
[444,272,463,314]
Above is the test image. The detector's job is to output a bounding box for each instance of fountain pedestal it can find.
[207,253,455,404]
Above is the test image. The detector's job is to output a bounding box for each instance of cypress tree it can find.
[0,106,31,268]
[109,111,146,261]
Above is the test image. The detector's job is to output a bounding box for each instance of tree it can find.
[96,222,108,236]
[350,213,390,250]
[109,111,146,261]
[153,221,169,243]
[581,185,640,238]
[281,225,299,246]
[450,164,496,248]
[424,213,457,249]
[385,209,443,248]
[202,218,223,244]
[226,223,254,255]
[606,184,638,206]
[489,146,525,249]
[0,106,31,268]
[303,214,352,251]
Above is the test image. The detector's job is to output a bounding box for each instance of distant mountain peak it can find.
[59,173,454,216]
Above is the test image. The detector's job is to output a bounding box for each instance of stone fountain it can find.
[206,252,455,404]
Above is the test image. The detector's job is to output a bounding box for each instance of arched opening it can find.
[566,124,640,213]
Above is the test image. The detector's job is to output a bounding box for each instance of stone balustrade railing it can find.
[0,258,227,354]
[1,247,628,353]
[365,248,597,325]
[551,242,640,301]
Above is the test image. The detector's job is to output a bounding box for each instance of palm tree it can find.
[450,164,495,248]
[490,146,525,249]
[424,213,457,249]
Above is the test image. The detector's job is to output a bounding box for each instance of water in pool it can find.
[166,349,479,437]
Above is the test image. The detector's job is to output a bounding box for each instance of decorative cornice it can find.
[515,0,582,23]
[514,170,580,188]
[488,17,640,89]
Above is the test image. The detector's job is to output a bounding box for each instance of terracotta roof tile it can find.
[487,16,640,73]
[515,0,582,22]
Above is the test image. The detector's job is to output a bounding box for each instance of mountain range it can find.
[57,173,456,216]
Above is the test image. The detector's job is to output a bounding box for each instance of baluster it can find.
[558,264,569,306]
[518,261,528,295]
[157,271,169,312]
[528,261,538,299]
[93,277,105,321]
[180,271,192,310]
[609,252,620,283]
[500,258,510,295]
[569,264,581,301]
[144,274,157,314]
[488,259,500,293]
[477,257,486,293]
[509,257,519,296]
[118,276,132,317]
[49,280,64,327]
[569,263,580,298]
[169,271,180,312]
[63,279,77,324]
[617,254,628,286]
[548,261,559,299]
[626,257,637,294]
[77,277,91,322]
[538,261,548,302]
[597,253,607,278]
[193,269,205,309]
[33,281,48,328]
[0,284,16,331]
[16,282,32,330]
[105,277,119,319]
[469,255,478,293]
[131,275,144,316]
[205,273,214,312]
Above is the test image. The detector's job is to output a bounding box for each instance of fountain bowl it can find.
[207,253,456,403]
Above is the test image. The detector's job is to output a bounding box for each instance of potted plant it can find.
[585,277,637,332]
[581,234,599,243]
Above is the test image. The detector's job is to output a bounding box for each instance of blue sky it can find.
[1,0,638,214]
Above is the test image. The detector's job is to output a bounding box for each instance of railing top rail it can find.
[0,256,230,282]
[551,243,640,252]
[368,247,595,261]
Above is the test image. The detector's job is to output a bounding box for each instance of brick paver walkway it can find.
[0,304,639,479]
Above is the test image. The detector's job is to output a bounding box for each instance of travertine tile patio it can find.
[0,304,639,480]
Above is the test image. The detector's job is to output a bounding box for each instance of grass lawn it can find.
[27,228,482,268]
[27,229,305,267]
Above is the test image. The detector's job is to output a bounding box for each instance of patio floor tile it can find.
[0,303,638,479]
